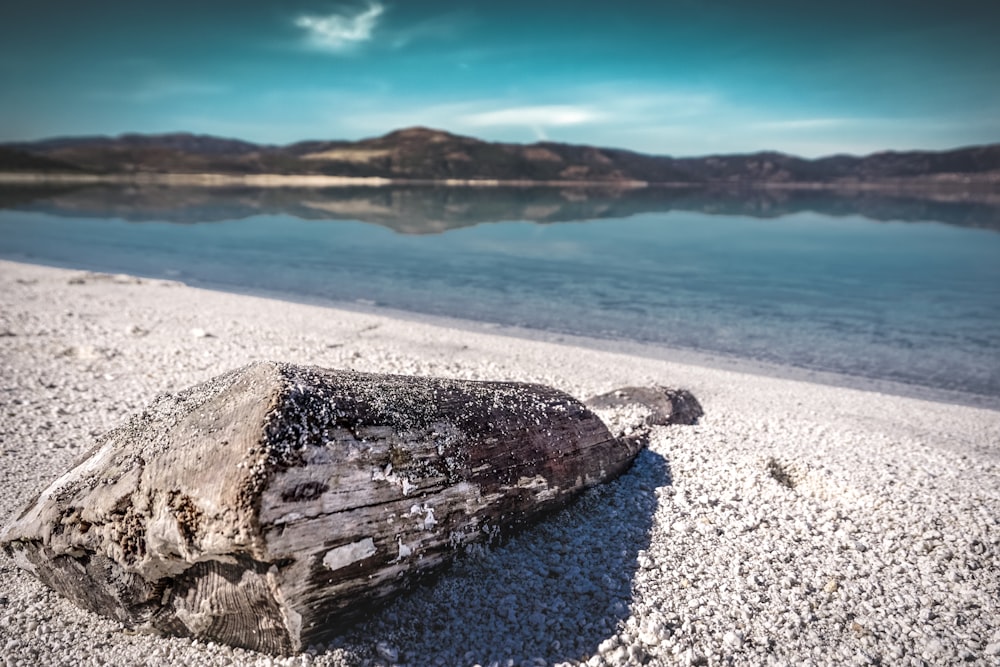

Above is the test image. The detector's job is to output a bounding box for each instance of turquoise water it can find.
[2,186,999,402]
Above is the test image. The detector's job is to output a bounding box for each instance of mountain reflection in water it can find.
[2,183,999,233]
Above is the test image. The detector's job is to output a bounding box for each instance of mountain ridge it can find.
[3,127,1000,185]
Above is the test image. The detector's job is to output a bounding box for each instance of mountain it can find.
[0,147,84,173]
[3,133,268,175]
[3,128,1000,185]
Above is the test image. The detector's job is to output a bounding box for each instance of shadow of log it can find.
[333,447,670,665]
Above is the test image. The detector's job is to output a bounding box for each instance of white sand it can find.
[0,259,998,666]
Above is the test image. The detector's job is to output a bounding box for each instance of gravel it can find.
[1,259,998,666]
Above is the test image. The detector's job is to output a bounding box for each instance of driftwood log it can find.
[1,362,648,654]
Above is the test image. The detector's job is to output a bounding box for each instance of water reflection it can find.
[2,183,998,233]
[1,184,998,403]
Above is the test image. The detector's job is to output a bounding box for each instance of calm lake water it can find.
[2,185,999,404]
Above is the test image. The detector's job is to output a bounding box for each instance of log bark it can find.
[1,362,642,654]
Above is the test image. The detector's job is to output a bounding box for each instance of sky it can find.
[2,0,999,157]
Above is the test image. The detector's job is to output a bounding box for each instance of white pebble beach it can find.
[1,258,998,667]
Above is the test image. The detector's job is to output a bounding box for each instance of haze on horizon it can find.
[2,0,999,158]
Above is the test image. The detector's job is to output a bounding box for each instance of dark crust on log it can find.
[1,362,643,655]
[252,364,634,648]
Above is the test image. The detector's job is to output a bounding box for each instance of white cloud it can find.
[461,105,604,128]
[295,2,385,53]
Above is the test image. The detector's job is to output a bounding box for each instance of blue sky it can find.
[2,0,999,156]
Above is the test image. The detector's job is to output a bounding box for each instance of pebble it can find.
[375,641,398,662]
[637,620,667,646]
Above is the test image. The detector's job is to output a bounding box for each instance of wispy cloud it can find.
[751,118,854,130]
[295,2,385,53]
[383,9,470,50]
[90,78,229,104]
[583,88,719,118]
[461,105,604,128]
[327,87,722,145]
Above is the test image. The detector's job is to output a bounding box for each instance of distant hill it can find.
[0,147,84,173]
[3,127,1000,185]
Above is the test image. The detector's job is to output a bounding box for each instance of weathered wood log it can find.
[1,362,643,654]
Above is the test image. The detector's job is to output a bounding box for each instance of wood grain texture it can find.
[1,362,642,654]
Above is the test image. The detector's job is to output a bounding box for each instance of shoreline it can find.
[1,259,998,666]
[153,273,1000,412]
[233,288,1000,412]
[6,254,999,412]
[1,170,998,191]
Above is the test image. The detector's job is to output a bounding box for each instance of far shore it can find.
[1,170,998,191]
